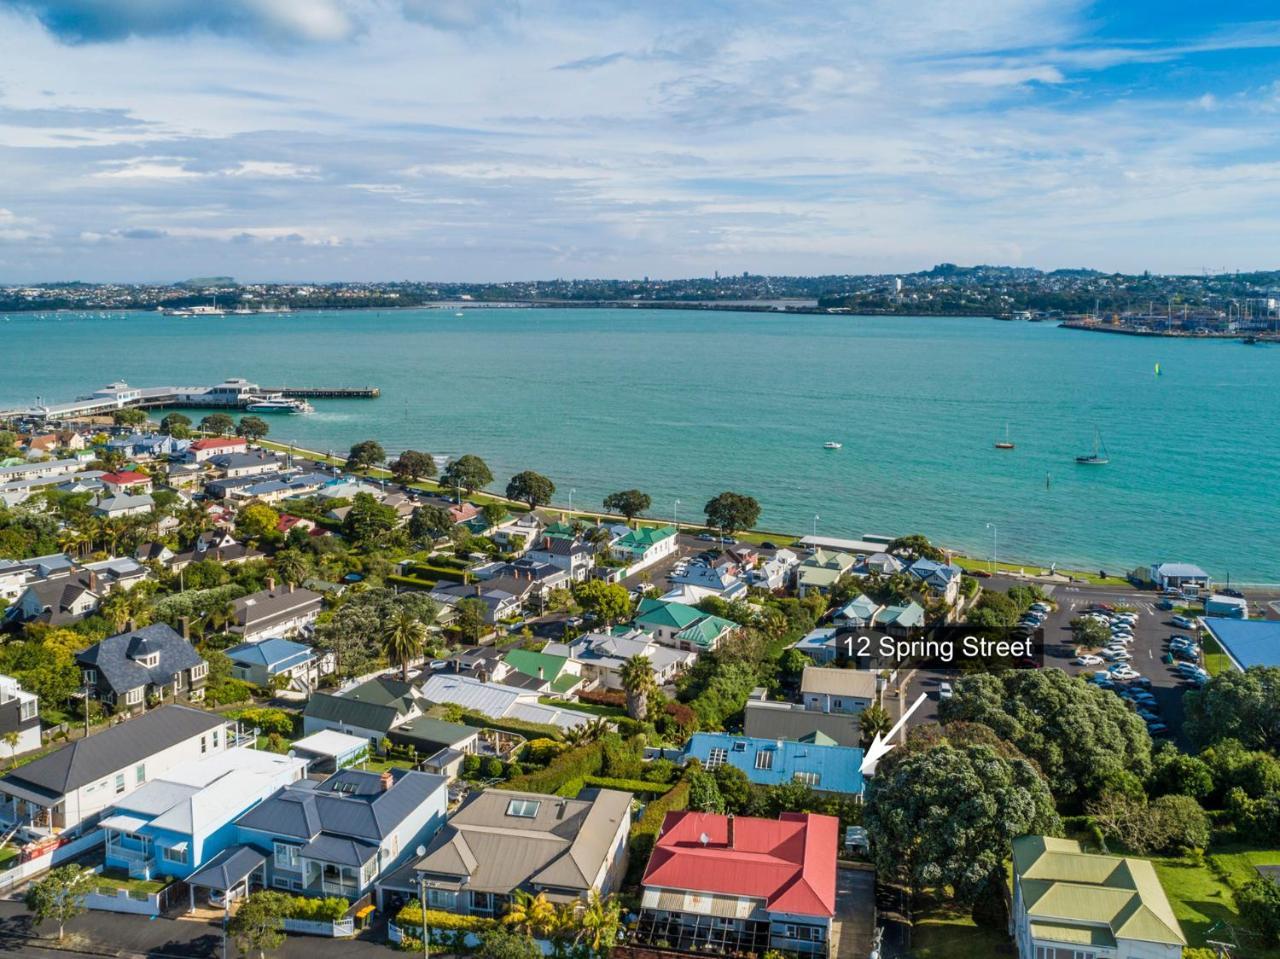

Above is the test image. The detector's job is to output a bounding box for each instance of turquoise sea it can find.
[1,308,1274,582]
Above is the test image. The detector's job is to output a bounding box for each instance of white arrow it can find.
[860,692,930,776]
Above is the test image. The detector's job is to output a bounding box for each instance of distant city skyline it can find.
[1,1,1279,282]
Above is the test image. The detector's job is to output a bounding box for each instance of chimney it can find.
[288,582,295,593]
[87,570,99,592]
[180,616,191,641]
[266,575,276,592]
[380,770,394,792]
[727,814,735,849]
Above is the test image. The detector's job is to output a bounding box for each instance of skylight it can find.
[506,798,541,818]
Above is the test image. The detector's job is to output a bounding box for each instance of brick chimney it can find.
[726,813,735,849]
[180,616,191,641]
[380,770,394,792]
[266,575,276,592]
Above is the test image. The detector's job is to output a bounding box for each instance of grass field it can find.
[908,895,1013,958]
[1150,846,1280,958]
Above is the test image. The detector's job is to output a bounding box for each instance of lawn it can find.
[537,697,625,719]
[94,868,169,896]
[952,554,1130,587]
[359,756,418,774]
[0,845,19,871]
[1202,635,1232,676]
[1150,847,1280,958]
[908,895,1013,959]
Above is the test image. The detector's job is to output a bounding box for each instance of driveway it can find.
[830,865,876,959]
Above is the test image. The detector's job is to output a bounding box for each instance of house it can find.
[1011,835,1185,959]
[105,433,187,461]
[496,648,583,696]
[101,746,307,881]
[743,695,862,748]
[185,437,248,463]
[907,558,963,605]
[858,552,904,576]
[288,730,371,775]
[525,534,594,582]
[225,638,333,693]
[1204,594,1248,619]
[789,628,842,665]
[832,594,882,628]
[429,582,522,624]
[611,525,679,573]
[418,673,596,731]
[386,787,632,917]
[668,563,748,600]
[747,549,800,591]
[491,513,543,554]
[1149,562,1210,595]
[633,598,739,653]
[873,601,926,635]
[1200,618,1280,671]
[77,624,209,710]
[208,451,285,479]
[683,733,865,796]
[796,550,857,596]
[6,571,104,626]
[0,675,42,758]
[233,767,448,904]
[230,585,323,642]
[302,677,480,758]
[100,470,153,494]
[635,811,838,957]
[544,630,696,692]
[0,705,231,836]
[92,492,155,518]
[476,558,571,603]
[0,458,82,484]
[800,667,876,715]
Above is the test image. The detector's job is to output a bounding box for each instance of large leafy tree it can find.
[1184,666,1280,753]
[229,890,288,959]
[506,471,555,509]
[886,533,945,562]
[199,412,235,436]
[390,449,436,483]
[442,454,493,495]
[346,439,386,473]
[341,492,399,548]
[603,490,651,523]
[702,491,760,536]
[235,502,280,545]
[316,589,437,676]
[409,504,454,543]
[454,596,490,643]
[159,412,191,437]
[938,668,1153,805]
[25,865,95,941]
[864,742,1060,904]
[482,926,543,959]
[572,580,632,626]
[235,415,270,441]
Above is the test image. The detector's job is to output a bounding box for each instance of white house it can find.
[611,525,679,574]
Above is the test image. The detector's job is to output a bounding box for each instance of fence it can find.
[0,830,104,896]
[283,917,356,938]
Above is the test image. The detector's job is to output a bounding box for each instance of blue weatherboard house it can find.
[683,732,864,796]
[225,637,325,692]
[101,746,308,881]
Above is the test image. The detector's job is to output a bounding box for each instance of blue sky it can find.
[0,0,1279,281]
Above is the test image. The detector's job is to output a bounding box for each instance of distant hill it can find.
[176,276,237,289]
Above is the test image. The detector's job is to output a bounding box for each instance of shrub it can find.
[578,687,626,708]
[582,775,675,796]
[284,896,349,923]
[227,707,295,738]
[396,903,497,932]
[500,740,607,795]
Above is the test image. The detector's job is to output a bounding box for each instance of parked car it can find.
[1110,665,1141,681]
[1172,615,1196,629]
[1147,722,1170,735]
[938,682,954,700]
[428,660,449,671]
[1220,588,1245,599]
[1076,654,1104,666]
[1156,598,1175,610]
[697,533,716,541]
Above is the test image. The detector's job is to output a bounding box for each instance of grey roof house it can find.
[302,677,479,757]
[383,787,632,917]
[77,623,209,710]
[230,585,323,642]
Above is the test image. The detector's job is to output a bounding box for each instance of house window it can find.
[191,663,208,681]
[82,669,97,686]
[125,687,143,706]
[173,672,184,689]
[212,729,220,748]
[506,798,541,818]
[135,763,146,784]
[19,700,36,722]
[200,735,207,754]
[428,888,457,909]
[794,771,820,787]
[162,845,188,865]
[114,773,126,794]
[731,742,747,753]
[273,842,301,871]
[754,750,774,771]
[137,653,160,668]
[832,699,843,709]
[705,748,728,770]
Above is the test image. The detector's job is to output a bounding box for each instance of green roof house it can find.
[873,600,926,635]
[633,598,739,653]
[796,550,857,597]
[499,649,583,696]
[1012,835,1186,959]
[610,524,679,573]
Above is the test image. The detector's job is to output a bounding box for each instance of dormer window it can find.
[136,653,160,668]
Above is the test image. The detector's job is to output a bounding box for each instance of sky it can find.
[1,0,1280,282]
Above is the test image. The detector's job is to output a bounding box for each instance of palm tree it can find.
[57,527,90,560]
[574,890,621,955]
[563,717,611,747]
[856,702,893,748]
[504,890,557,938]
[619,655,656,721]
[383,607,427,683]
[1,731,19,770]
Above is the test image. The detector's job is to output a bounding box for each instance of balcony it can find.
[105,842,155,880]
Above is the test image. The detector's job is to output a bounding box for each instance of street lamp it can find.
[985,523,998,573]
[812,514,820,538]
[415,845,430,959]
[673,499,681,530]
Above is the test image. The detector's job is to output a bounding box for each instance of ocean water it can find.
[1,308,1275,582]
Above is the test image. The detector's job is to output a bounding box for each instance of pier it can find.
[1,377,380,422]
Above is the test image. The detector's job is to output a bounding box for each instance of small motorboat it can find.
[823,441,842,450]
[995,422,1014,449]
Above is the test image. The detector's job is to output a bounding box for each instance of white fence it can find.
[0,830,105,896]
[283,917,355,938]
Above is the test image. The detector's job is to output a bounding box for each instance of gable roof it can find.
[1012,836,1185,947]
[614,525,677,552]
[303,677,421,734]
[225,638,316,672]
[1,705,225,798]
[232,586,323,629]
[503,648,569,683]
[634,598,705,629]
[800,666,877,699]
[642,811,838,918]
[77,623,205,695]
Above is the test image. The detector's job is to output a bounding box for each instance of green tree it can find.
[687,766,725,813]
[482,926,543,959]
[503,890,558,939]
[886,533,945,562]
[1069,615,1112,648]
[346,439,386,473]
[390,449,436,483]
[713,763,752,814]
[703,491,760,537]
[25,865,95,941]
[482,502,508,529]
[619,655,656,721]
[112,407,147,427]
[857,702,893,748]
[1238,875,1280,946]
[603,490,651,523]
[506,470,556,509]
[200,413,235,436]
[384,606,428,683]
[409,504,454,542]
[864,743,1060,904]
[1149,744,1214,800]
[235,502,280,545]
[573,580,632,626]
[341,492,399,548]
[938,668,1153,806]
[442,454,493,495]
[229,890,288,959]
[316,589,438,677]
[455,596,489,643]
[235,415,270,441]
[1185,666,1280,753]
[272,548,310,587]
[159,412,192,437]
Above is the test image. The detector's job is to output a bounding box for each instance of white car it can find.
[938,682,954,700]
[1103,649,1132,662]
[1076,654,1104,666]
[1110,666,1141,681]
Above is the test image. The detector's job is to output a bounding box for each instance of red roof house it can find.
[187,437,248,462]
[637,811,839,955]
[100,470,153,492]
